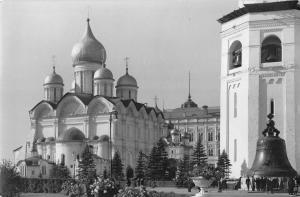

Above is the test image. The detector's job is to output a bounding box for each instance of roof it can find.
[163,106,220,120]
[218,1,300,24]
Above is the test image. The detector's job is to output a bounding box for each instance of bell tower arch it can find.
[219,0,300,177]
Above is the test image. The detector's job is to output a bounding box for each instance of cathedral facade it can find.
[219,0,300,177]
[19,18,165,177]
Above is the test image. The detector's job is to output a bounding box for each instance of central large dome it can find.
[71,18,106,66]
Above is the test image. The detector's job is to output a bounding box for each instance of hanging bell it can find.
[250,114,297,177]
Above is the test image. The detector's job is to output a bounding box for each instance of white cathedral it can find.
[219,0,300,177]
[15,18,166,178]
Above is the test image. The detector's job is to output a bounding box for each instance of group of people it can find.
[245,176,299,194]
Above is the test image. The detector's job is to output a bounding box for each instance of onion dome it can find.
[94,64,114,80]
[99,135,109,142]
[44,66,63,85]
[36,137,46,143]
[170,129,180,136]
[116,68,138,88]
[45,137,55,143]
[71,18,106,66]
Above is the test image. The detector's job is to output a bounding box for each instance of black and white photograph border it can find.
[0,0,300,196]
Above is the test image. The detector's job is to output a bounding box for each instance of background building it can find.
[163,82,220,167]
[219,0,300,177]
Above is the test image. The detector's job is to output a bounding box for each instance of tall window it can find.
[208,132,213,141]
[234,139,237,162]
[208,149,214,156]
[104,84,107,96]
[234,92,237,118]
[61,154,65,166]
[129,90,131,99]
[261,35,282,63]
[270,99,275,115]
[42,166,46,175]
[229,41,242,69]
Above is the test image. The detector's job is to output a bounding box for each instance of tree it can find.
[111,151,124,180]
[77,145,96,197]
[146,146,163,180]
[191,140,207,168]
[49,163,70,179]
[175,154,191,186]
[126,165,134,180]
[135,151,146,179]
[217,150,232,178]
[103,168,108,179]
[0,160,21,197]
[156,138,169,179]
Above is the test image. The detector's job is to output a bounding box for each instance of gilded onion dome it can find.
[94,64,114,80]
[44,66,63,85]
[71,18,106,66]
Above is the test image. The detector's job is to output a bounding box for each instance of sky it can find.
[0,0,238,160]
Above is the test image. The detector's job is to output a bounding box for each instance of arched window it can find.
[261,35,282,63]
[229,41,242,70]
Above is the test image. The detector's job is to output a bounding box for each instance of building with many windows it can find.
[163,88,220,166]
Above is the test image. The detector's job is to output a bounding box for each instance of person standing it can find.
[246,176,251,191]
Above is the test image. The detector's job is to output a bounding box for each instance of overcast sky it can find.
[0,0,237,160]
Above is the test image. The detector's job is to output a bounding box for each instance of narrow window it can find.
[234,92,237,118]
[129,90,131,99]
[234,139,237,162]
[61,154,65,166]
[270,99,275,115]
[104,84,107,96]
[80,72,83,93]
[54,88,56,102]
[229,41,242,70]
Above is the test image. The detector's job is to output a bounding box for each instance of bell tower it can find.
[218,0,300,177]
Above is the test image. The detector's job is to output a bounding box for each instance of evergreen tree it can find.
[175,159,187,186]
[146,146,160,180]
[135,151,145,179]
[0,160,21,196]
[191,140,208,168]
[77,145,96,197]
[112,151,124,180]
[126,165,134,180]
[103,168,108,179]
[49,163,71,179]
[156,138,169,179]
[183,154,192,175]
[217,150,232,178]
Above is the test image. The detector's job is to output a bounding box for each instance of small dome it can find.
[45,137,55,143]
[71,18,106,66]
[170,129,180,136]
[59,127,85,141]
[94,65,113,80]
[99,135,109,142]
[182,132,190,139]
[116,74,138,88]
[181,96,198,108]
[37,137,46,143]
[44,67,63,85]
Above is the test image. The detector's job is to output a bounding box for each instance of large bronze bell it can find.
[250,114,297,177]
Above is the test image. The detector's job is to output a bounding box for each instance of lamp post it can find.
[72,152,76,178]
[109,110,118,177]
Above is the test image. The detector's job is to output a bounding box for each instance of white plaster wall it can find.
[55,142,84,168]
